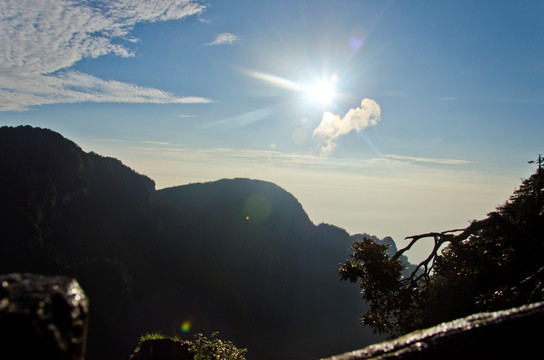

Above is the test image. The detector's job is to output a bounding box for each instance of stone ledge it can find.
[322,302,544,360]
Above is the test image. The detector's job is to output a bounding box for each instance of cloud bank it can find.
[0,0,209,111]
[313,98,381,155]
[205,32,240,46]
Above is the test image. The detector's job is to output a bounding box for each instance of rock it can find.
[130,338,193,360]
[0,273,89,360]
[322,301,544,359]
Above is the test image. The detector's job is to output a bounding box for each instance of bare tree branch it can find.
[394,212,525,286]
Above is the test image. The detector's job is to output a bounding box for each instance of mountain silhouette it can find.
[0,125,399,359]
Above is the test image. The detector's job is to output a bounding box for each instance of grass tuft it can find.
[133,331,181,353]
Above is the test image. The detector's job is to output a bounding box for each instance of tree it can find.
[339,238,415,335]
[340,167,544,337]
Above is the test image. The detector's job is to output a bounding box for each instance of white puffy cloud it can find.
[313,98,381,155]
[0,0,208,111]
[205,32,240,46]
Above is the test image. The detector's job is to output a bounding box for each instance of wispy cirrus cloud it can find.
[0,71,212,111]
[0,0,210,111]
[385,154,471,165]
[125,143,351,170]
[313,98,381,155]
[142,140,173,145]
[205,32,240,46]
[105,141,470,175]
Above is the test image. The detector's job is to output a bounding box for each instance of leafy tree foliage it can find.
[340,167,544,337]
[339,238,411,335]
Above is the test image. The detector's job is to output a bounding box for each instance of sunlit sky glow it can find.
[1,0,543,263]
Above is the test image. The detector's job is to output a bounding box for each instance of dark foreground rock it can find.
[323,301,544,360]
[130,338,193,360]
[0,273,89,360]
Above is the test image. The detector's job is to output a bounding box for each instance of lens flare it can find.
[349,35,364,51]
[243,195,272,223]
[246,70,303,91]
[181,319,192,333]
[246,69,340,108]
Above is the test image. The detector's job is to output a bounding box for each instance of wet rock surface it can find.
[0,273,89,360]
[323,301,544,359]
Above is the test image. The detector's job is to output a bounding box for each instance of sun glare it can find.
[308,80,336,106]
[305,73,339,107]
[248,70,340,108]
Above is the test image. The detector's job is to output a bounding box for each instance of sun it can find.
[247,69,340,108]
[305,73,339,107]
[308,80,336,106]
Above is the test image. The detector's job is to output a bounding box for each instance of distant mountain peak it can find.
[1,125,398,360]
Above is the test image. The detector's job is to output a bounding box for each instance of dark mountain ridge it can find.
[0,125,398,359]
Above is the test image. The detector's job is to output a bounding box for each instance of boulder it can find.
[322,301,544,359]
[130,338,193,360]
[0,273,89,360]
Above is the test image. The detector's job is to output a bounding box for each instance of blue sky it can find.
[1,0,543,262]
